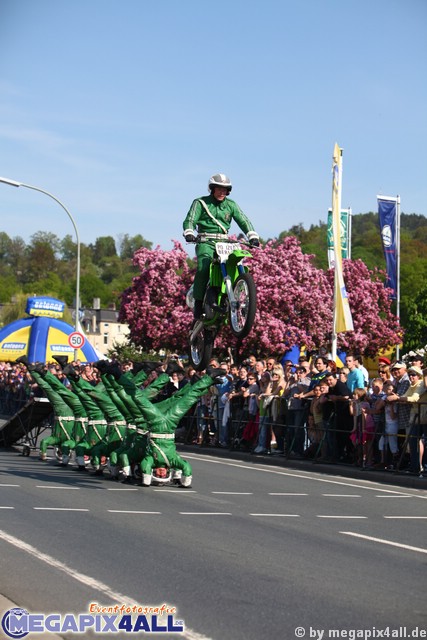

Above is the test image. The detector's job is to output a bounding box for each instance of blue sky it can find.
[0,0,426,253]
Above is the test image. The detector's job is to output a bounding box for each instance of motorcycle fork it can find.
[221,263,239,312]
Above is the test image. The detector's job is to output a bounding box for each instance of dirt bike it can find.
[187,233,257,370]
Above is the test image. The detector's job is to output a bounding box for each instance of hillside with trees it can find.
[1,212,426,352]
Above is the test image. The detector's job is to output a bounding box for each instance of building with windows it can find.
[79,301,130,357]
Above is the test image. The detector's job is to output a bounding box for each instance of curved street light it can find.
[0,176,81,360]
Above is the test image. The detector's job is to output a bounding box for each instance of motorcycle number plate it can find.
[215,242,240,258]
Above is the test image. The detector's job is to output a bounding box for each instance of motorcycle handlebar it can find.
[195,234,255,248]
[196,233,229,243]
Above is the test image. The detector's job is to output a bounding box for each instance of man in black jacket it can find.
[321,371,352,461]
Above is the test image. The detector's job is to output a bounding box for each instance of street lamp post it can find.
[0,176,81,360]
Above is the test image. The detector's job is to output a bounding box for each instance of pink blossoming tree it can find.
[119,237,402,358]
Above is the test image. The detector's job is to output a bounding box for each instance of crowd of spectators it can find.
[0,360,105,417]
[184,349,427,477]
[1,348,427,477]
[0,361,32,415]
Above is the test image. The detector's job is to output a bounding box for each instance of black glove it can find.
[185,232,197,243]
[249,238,260,248]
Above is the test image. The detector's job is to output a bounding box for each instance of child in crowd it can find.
[376,380,399,469]
[305,383,325,457]
[350,387,375,468]
[253,372,274,454]
[238,373,260,451]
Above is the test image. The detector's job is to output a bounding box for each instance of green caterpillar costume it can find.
[109,363,226,487]
[18,356,226,488]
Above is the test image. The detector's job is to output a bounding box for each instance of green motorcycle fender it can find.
[210,249,252,290]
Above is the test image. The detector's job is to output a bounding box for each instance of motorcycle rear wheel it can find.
[229,272,256,338]
[189,325,214,371]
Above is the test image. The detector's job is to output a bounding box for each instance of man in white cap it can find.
[386,361,411,469]
[393,365,425,474]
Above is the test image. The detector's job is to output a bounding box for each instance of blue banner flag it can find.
[378,197,398,299]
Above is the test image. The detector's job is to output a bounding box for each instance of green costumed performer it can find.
[96,360,180,482]
[17,360,76,462]
[62,363,127,474]
[109,362,227,487]
[103,362,168,482]
[46,356,89,465]
[57,365,109,471]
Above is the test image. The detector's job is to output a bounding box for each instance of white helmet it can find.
[208,173,232,193]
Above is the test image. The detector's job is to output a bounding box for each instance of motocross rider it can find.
[183,173,260,320]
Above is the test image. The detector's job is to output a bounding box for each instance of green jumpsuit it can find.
[116,371,221,486]
[68,377,109,468]
[32,370,76,460]
[183,194,258,300]
[41,371,88,465]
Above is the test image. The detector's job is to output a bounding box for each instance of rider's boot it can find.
[193,299,203,320]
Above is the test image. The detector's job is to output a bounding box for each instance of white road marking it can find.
[153,487,197,496]
[184,454,422,496]
[0,506,14,509]
[179,512,232,515]
[33,507,89,511]
[0,529,211,640]
[106,487,139,491]
[153,489,197,493]
[108,510,161,514]
[322,493,361,498]
[250,513,300,517]
[340,531,427,555]
[0,484,20,487]
[322,494,361,497]
[375,495,413,498]
[212,491,253,495]
[35,486,80,489]
[383,516,427,519]
[269,492,307,496]
[317,515,367,519]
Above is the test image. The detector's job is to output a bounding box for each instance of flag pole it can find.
[331,145,342,362]
[396,195,401,359]
[331,143,354,362]
[347,207,352,259]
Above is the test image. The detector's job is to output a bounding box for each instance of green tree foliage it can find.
[0,215,426,351]
[118,233,152,259]
[0,273,19,304]
[89,236,117,265]
[403,283,427,351]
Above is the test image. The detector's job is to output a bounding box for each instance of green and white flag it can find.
[327,207,351,268]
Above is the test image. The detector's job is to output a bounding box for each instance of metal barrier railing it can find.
[190,393,427,474]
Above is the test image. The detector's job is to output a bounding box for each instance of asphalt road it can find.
[0,448,426,640]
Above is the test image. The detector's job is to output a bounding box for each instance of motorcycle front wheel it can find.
[189,325,214,371]
[229,272,257,338]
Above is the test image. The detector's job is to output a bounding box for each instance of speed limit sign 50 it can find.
[68,331,86,349]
